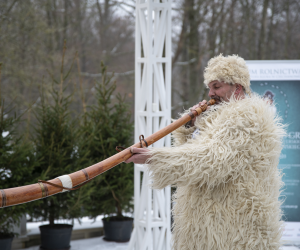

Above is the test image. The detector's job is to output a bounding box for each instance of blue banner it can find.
[251,80,300,222]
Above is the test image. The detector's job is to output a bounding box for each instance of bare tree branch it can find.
[2,0,19,18]
[80,70,134,78]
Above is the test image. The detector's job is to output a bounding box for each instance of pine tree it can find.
[0,63,36,237]
[81,63,134,219]
[29,46,88,225]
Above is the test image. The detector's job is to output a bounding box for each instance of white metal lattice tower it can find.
[127,1,172,250]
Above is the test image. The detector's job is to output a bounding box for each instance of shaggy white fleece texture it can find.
[146,95,286,250]
[203,54,252,95]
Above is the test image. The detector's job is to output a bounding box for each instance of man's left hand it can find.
[124,148,150,164]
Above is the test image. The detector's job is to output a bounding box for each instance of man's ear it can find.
[235,84,242,94]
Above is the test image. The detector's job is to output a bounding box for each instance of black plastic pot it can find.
[0,235,14,250]
[102,216,133,242]
[39,224,73,250]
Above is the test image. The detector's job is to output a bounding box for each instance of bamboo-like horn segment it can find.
[0,99,215,208]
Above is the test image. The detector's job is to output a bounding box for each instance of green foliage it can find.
[82,63,134,219]
[0,98,36,236]
[29,49,89,225]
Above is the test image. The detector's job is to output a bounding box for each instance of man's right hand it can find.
[189,100,208,127]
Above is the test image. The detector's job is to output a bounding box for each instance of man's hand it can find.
[124,148,150,164]
[190,100,208,126]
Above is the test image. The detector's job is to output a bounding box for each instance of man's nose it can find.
[208,89,214,97]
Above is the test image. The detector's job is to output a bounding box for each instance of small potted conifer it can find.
[29,47,89,250]
[0,64,36,250]
[81,63,134,242]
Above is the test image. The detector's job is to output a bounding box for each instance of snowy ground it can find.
[17,216,129,250]
[16,236,300,250]
[17,216,300,250]
[26,216,106,236]
[17,236,129,250]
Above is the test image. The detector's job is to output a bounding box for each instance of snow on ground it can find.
[26,216,105,235]
[17,236,129,250]
[20,216,300,249]
[16,236,300,250]
[16,237,300,250]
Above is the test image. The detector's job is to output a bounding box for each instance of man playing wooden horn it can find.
[126,54,286,250]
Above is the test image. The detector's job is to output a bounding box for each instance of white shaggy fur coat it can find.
[146,95,286,250]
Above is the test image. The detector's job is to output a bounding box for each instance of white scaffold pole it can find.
[127,0,172,250]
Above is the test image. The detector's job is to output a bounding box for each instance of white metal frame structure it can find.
[127,1,172,250]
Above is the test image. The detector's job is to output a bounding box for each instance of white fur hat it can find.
[203,54,251,95]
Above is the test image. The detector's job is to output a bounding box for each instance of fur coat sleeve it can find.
[171,117,196,147]
[146,95,285,190]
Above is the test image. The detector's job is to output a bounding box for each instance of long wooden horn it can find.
[0,99,215,208]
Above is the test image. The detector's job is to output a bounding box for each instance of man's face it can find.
[208,81,237,104]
